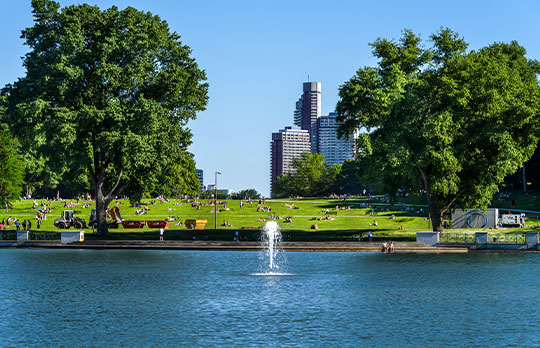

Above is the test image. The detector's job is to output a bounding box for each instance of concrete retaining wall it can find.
[17,231,29,242]
[61,231,84,244]
[526,233,538,248]
[416,232,439,246]
[475,232,488,245]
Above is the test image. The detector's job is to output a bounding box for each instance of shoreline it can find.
[0,240,470,252]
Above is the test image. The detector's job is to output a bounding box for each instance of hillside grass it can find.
[1,192,539,242]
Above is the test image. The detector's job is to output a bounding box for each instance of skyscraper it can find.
[270,126,311,194]
[317,113,357,165]
[293,82,321,153]
[195,169,204,192]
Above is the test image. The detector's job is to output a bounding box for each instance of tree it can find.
[272,152,336,197]
[293,152,327,196]
[150,152,200,199]
[273,173,299,198]
[334,159,363,195]
[232,189,261,200]
[3,1,208,234]
[337,28,540,231]
[318,163,341,196]
[0,125,25,210]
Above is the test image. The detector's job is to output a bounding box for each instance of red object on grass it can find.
[122,220,146,229]
[146,220,170,229]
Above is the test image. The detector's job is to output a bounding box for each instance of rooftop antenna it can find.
[307,74,310,82]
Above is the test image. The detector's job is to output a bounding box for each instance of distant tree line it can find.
[272,153,363,198]
[198,188,261,200]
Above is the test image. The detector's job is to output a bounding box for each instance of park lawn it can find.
[0,196,538,241]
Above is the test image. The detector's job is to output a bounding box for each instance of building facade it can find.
[205,184,232,196]
[317,113,357,165]
[270,126,311,193]
[293,82,321,153]
[195,169,204,192]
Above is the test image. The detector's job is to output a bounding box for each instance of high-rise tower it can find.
[293,82,321,153]
[270,126,311,195]
[195,169,204,192]
[317,113,357,165]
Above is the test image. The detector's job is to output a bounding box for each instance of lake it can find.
[0,249,538,347]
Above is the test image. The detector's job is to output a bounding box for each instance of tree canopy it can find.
[337,28,540,231]
[272,153,361,198]
[3,0,208,234]
[0,124,24,210]
[232,189,261,200]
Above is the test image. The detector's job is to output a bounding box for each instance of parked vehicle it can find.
[54,210,87,229]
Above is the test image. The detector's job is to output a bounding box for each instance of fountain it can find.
[261,221,282,273]
[249,221,292,276]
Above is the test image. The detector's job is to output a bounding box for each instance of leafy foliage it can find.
[334,159,364,195]
[0,125,25,209]
[3,0,208,234]
[273,153,362,197]
[337,28,540,231]
[231,189,261,200]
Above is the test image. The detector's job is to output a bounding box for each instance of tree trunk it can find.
[420,170,444,232]
[95,186,110,236]
[424,187,444,232]
[523,165,527,193]
[89,150,129,236]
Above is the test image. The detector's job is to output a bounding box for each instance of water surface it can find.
[0,250,538,347]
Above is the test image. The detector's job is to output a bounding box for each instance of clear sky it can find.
[1,1,539,197]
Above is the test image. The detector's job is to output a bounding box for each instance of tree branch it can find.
[105,169,123,200]
[105,180,131,206]
[441,188,465,214]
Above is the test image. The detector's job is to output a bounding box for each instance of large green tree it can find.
[0,125,25,210]
[334,159,363,195]
[337,28,540,231]
[150,152,200,198]
[273,152,336,197]
[3,0,208,234]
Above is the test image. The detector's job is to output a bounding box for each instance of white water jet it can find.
[261,221,283,274]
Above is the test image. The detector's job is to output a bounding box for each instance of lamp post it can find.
[215,171,221,230]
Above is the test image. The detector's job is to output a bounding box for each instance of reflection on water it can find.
[0,250,539,347]
[248,272,296,276]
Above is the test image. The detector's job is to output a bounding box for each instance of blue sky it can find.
[1,1,539,197]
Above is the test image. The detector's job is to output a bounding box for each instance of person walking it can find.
[159,228,164,241]
[22,220,27,230]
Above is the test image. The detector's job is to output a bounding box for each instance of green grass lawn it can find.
[1,193,539,242]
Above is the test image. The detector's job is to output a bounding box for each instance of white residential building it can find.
[270,126,311,193]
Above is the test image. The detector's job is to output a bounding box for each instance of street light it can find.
[215,171,221,230]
